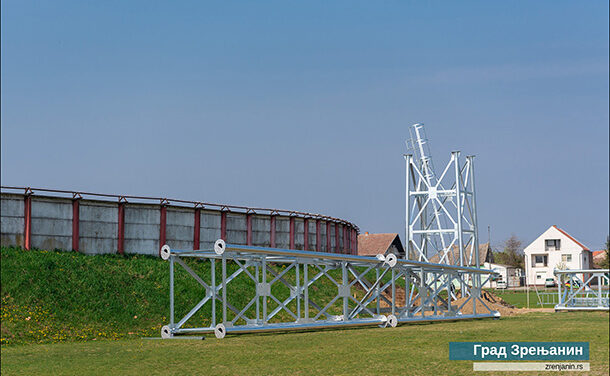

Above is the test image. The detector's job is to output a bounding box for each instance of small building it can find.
[428,243,495,266]
[427,243,523,288]
[523,225,592,286]
[483,262,524,288]
[357,233,405,258]
[593,250,607,268]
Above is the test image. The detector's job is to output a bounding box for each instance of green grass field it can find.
[489,289,549,308]
[1,311,608,375]
[1,247,608,375]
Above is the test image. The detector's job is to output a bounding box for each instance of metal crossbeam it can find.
[159,240,500,339]
[405,123,480,268]
[554,269,609,311]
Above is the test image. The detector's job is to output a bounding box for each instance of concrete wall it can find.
[79,200,117,254]
[0,192,358,255]
[31,197,72,251]
[124,204,160,256]
[275,217,290,249]
[200,210,221,250]
[0,193,24,247]
[166,207,194,252]
[252,215,270,247]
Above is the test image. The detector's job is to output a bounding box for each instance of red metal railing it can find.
[1,185,360,254]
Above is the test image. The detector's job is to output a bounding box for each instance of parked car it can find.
[496,280,507,289]
[545,278,556,288]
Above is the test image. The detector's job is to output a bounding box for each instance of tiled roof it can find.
[428,243,493,266]
[552,225,589,251]
[357,233,402,256]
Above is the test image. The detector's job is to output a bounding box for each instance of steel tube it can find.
[209,243,496,274]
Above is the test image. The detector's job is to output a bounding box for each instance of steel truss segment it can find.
[554,269,609,311]
[405,126,480,269]
[162,242,500,338]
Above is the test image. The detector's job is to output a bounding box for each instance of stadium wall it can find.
[0,187,359,256]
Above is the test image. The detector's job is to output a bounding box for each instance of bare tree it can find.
[600,236,610,269]
[494,234,524,269]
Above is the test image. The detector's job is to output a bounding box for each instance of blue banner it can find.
[449,342,589,361]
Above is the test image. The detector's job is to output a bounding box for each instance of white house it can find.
[524,225,592,286]
[483,262,523,288]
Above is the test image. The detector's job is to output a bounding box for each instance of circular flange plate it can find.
[385,254,397,267]
[160,245,171,260]
[387,314,398,328]
[161,325,172,339]
[214,239,226,255]
[214,323,226,339]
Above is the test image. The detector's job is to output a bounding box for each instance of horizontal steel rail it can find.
[160,240,501,339]
[554,269,609,311]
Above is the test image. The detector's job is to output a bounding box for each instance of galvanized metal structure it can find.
[554,269,610,311]
[404,123,480,267]
[160,239,500,339]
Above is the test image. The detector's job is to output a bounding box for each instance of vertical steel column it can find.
[220,211,227,240]
[598,275,603,307]
[472,271,478,315]
[169,256,174,327]
[160,204,167,253]
[255,260,260,323]
[326,222,332,252]
[72,198,80,252]
[391,269,396,316]
[211,258,216,326]
[262,256,267,323]
[193,207,201,250]
[304,261,309,320]
[343,226,348,253]
[289,217,295,249]
[296,262,301,319]
[452,152,464,267]
[467,155,480,268]
[270,215,276,248]
[222,254,227,323]
[304,218,309,251]
[375,267,380,315]
[420,269,426,317]
[316,219,321,252]
[447,273,453,313]
[342,262,348,318]
[557,273,562,307]
[405,155,411,260]
[405,269,411,317]
[246,213,253,246]
[23,193,32,250]
[117,201,125,255]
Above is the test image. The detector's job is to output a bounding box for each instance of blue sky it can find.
[1,1,608,250]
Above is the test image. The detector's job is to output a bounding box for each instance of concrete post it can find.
[72,198,80,251]
[193,207,201,250]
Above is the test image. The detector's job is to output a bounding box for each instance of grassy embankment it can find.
[0,246,372,345]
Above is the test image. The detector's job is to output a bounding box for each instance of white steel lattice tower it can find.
[404,123,480,268]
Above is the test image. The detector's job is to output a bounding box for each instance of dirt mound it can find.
[375,286,521,316]
[452,295,517,316]
[356,284,550,317]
